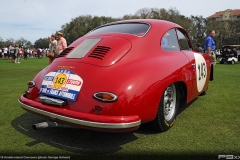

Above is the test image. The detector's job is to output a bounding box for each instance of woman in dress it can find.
[48,34,57,64]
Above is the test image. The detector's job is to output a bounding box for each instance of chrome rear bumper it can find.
[18,99,141,130]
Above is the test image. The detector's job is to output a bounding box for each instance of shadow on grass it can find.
[11,98,199,155]
[178,97,198,115]
[135,98,198,135]
[11,112,138,155]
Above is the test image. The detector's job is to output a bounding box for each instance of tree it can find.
[135,8,151,19]
[189,16,207,47]
[2,38,15,47]
[149,8,161,19]
[159,8,170,20]
[15,37,32,48]
[34,38,49,49]
[61,15,117,44]
[25,41,33,49]
[122,14,140,20]
[0,37,3,48]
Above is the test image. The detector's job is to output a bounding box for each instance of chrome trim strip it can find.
[142,22,151,37]
[18,100,141,129]
[39,96,65,107]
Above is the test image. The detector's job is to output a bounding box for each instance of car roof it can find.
[89,19,184,38]
[104,19,182,29]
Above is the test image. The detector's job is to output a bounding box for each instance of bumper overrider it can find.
[18,95,141,132]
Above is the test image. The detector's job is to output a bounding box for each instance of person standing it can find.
[14,44,20,64]
[48,34,57,64]
[196,43,203,52]
[161,33,168,46]
[18,47,23,60]
[24,48,28,60]
[56,32,67,55]
[27,48,30,57]
[37,48,41,59]
[9,43,15,63]
[3,46,8,59]
[0,48,2,58]
[204,30,217,65]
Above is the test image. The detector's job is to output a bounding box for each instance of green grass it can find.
[0,57,239,160]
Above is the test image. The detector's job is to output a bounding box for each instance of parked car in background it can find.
[220,45,240,64]
[19,19,214,133]
[236,50,240,61]
[215,50,221,58]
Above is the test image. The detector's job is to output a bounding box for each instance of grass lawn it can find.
[0,57,239,160]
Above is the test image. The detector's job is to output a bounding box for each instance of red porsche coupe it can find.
[19,19,213,132]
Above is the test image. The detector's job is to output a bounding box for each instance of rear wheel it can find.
[199,87,208,96]
[220,61,224,64]
[231,60,235,64]
[150,83,179,132]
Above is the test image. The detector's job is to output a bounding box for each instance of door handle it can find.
[192,63,196,68]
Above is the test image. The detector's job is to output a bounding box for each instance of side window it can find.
[161,29,180,51]
[176,29,191,50]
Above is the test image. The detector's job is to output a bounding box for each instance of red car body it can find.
[19,19,213,132]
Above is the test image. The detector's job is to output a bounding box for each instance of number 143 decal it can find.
[194,53,207,92]
[197,62,206,81]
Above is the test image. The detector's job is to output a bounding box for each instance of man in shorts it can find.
[3,46,8,59]
[9,43,15,63]
[204,30,217,65]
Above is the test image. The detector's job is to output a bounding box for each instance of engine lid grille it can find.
[88,46,111,60]
[57,47,74,58]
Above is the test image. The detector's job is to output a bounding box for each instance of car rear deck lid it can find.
[65,36,132,66]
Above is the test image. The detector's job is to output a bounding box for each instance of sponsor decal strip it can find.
[39,70,83,101]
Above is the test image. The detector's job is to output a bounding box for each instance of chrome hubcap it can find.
[163,84,176,121]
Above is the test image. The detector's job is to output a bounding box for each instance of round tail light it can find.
[27,81,36,88]
[93,92,118,102]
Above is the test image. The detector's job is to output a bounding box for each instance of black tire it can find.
[231,60,235,64]
[220,61,224,64]
[199,87,208,96]
[150,83,179,132]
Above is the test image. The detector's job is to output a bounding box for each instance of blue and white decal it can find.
[194,53,207,92]
[39,70,83,101]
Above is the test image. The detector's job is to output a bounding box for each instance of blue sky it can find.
[0,0,240,43]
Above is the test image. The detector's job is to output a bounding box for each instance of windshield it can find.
[88,22,150,37]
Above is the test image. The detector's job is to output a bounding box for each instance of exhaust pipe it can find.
[32,120,75,130]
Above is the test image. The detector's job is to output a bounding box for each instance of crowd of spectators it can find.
[0,44,50,63]
[1,32,67,64]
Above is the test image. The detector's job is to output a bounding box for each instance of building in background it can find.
[207,9,240,21]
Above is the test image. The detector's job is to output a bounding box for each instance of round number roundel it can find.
[53,73,67,89]
[194,53,207,92]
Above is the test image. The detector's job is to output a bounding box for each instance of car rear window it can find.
[88,23,150,37]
